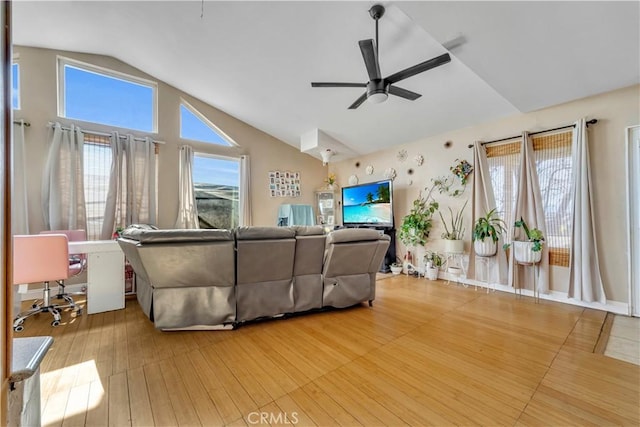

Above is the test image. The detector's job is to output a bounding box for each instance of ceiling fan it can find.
[311,4,451,109]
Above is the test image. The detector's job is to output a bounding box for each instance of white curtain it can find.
[568,119,606,303]
[175,145,199,228]
[41,122,87,231]
[12,120,29,234]
[102,133,157,239]
[239,154,252,226]
[469,141,508,285]
[508,132,550,293]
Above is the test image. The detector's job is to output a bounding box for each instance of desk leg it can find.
[86,251,125,314]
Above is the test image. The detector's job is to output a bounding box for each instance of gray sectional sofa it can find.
[118,226,390,330]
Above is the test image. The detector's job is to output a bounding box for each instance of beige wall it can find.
[329,84,640,303]
[13,46,327,230]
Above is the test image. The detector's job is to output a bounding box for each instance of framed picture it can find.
[268,170,301,197]
[327,215,334,225]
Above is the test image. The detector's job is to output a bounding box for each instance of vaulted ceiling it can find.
[12,1,640,162]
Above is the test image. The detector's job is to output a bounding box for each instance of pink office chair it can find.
[39,229,87,309]
[13,234,75,331]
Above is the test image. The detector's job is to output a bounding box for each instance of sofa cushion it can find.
[235,226,295,240]
[326,228,382,244]
[121,228,233,243]
[292,225,325,236]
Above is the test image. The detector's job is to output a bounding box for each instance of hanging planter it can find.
[444,239,464,254]
[513,241,542,264]
[474,239,497,257]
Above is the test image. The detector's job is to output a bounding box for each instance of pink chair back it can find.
[13,234,70,285]
[40,229,87,242]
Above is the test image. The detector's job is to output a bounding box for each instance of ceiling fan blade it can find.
[389,86,422,101]
[311,82,367,88]
[385,53,451,84]
[358,39,381,81]
[348,92,368,110]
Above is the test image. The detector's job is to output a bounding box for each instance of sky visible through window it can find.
[180,104,231,146]
[12,63,19,109]
[64,64,154,132]
[193,156,239,187]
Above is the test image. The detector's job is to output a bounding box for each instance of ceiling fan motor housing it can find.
[366,80,389,103]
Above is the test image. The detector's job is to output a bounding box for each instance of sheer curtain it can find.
[508,132,550,293]
[12,120,29,234]
[568,118,606,303]
[175,145,199,228]
[469,141,508,285]
[102,133,157,239]
[41,122,87,231]
[239,154,252,226]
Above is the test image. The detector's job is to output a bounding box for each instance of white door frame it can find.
[626,125,640,316]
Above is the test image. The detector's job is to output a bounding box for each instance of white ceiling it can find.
[12,1,640,161]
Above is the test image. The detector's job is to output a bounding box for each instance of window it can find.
[193,154,239,229]
[180,102,234,146]
[487,131,573,266]
[58,57,157,132]
[12,63,19,109]
[82,132,158,240]
[83,134,112,240]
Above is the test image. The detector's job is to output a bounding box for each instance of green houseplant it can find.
[398,187,439,247]
[438,200,467,253]
[503,217,545,263]
[424,250,443,280]
[472,208,506,257]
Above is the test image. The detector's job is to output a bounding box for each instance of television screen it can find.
[341,179,393,227]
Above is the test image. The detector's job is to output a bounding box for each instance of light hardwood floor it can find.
[18,275,640,426]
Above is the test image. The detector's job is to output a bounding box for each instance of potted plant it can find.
[472,208,506,257]
[398,187,439,248]
[504,217,545,264]
[424,250,443,280]
[439,200,467,253]
[390,257,403,275]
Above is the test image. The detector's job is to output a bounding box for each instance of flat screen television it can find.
[341,179,393,228]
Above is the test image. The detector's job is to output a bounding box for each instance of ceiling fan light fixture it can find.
[368,92,388,104]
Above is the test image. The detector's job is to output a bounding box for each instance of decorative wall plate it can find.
[348,175,358,185]
[397,149,408,162]
[384,168,397,180]
[365,165,374,175]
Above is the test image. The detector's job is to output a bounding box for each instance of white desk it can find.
[69,240,124,314]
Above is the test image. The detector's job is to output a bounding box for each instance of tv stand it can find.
[342,225,396,273]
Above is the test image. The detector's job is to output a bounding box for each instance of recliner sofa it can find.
[118,226,390,330]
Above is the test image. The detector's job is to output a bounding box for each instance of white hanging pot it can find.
[444,239,464,254]
[513,241,542,264]
[426,266,439,281]
[474,239,497,257]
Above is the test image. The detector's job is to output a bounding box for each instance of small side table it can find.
[515,260,540,302]
[474,255,495,293]
[444,252,467,286]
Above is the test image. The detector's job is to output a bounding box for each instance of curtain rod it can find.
[47,121,165,144]
[13,119,30,127]
[467,119,598,148]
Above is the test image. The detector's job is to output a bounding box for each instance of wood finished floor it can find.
[18,275,640,426]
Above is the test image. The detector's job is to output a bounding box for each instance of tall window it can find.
[180,102,234,146]
[487,131,573,266]
[11,63,19,109]
[193,154,239,229]
[83,134,112,239]
[58,57,157,132]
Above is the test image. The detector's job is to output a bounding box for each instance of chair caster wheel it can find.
[76,308,83,315]
[51,320,60,327]
[14,324,24,332]
[31,303,39,309]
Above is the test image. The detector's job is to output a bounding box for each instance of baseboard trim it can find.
[442,275,629,315]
